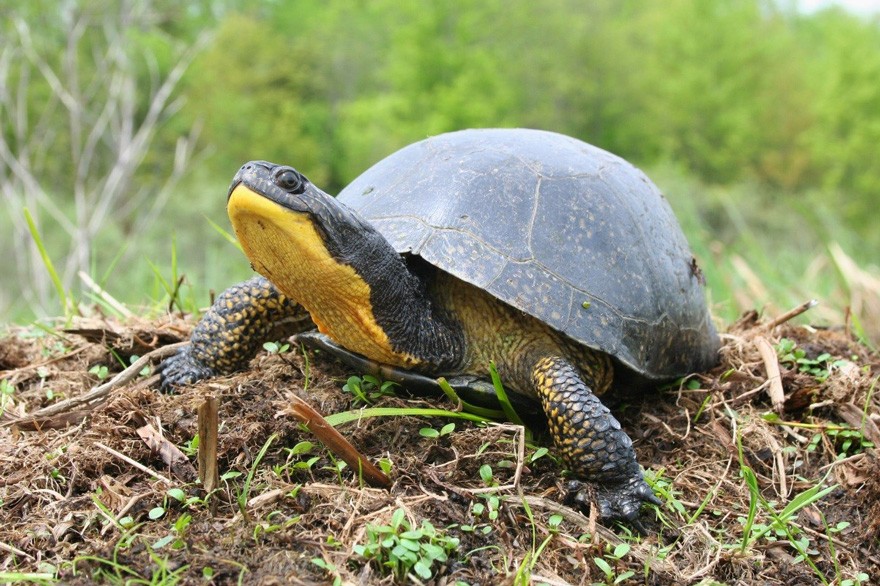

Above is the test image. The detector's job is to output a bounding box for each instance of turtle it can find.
[159,128,719,523]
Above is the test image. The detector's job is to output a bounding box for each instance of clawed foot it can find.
[565,474,661,530]
[156,347,217,392]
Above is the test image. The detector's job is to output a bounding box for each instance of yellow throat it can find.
[226,184,420,368]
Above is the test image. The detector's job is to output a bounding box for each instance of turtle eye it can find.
[274,168,305,194]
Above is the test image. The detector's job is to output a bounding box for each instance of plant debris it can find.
[0,311,877,585]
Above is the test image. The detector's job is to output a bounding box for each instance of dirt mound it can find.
[1,310,877,584]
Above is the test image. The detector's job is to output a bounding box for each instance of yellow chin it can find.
[227,184,421,368]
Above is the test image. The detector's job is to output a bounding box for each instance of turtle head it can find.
[228,160,365,239]
[225,160,429,368]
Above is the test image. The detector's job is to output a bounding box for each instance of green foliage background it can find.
[1,0,878,332]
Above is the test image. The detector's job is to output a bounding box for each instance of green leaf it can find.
[594,556,613,577]
[612,542,630,558]
[167,488,186,502]
[391,508,406,530]
[414,559,432,579]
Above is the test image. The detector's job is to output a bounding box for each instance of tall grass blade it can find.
[24,207,71,318]
[205,214,243,251]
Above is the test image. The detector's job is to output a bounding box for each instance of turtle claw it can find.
[566,474,660,529]
[156,347,217,392]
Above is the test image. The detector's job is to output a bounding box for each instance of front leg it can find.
[159,276,311,390]
[533,356,660,523]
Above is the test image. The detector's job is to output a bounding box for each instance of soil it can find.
[1,309,878,585]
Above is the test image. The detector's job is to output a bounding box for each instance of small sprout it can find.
[548,513,563,532]
[420,423,456,438]
[263,341,290,354]
[181,434,200,456]
[479,464,494,485]
[290,441,315,455]
[352,508,460,581]
[343,374,398,406]
[529,447,549,462]
[581,301,591,309]
[149,506,166,520]
[167,488,186,502]
[379,458,393,475]
[89,364,110,380]
[118,516,135,529]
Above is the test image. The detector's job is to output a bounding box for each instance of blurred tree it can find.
[638,0,813,185]
[0,0,205,315]
[800,8,880,228]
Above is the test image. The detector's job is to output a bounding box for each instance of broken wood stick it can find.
[763,299,818,331]
[756,336,785,414]
[6,342,187,425]
[286,395,392,489]
[198,395,220,493]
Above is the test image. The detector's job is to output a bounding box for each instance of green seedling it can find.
[736,432,836,583]
[311,558,342,586]
[419,422,455,438]
[88,365,110,381]
[776,338,849,382]
[237,434,277,520]
[262,341,290,354]
[593,543,634,585]
[342,374,398,406]
[24,207,72,319]
[352,507,460,581]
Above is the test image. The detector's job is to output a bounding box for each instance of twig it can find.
[286,394,392,489]
[6,342,187,423]
[94,441,173,486]
[0,540,32,559]
[763,299,819,331]
[755,336,785,414]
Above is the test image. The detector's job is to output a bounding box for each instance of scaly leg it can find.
[533,355,659,522]
[159,276,311,390]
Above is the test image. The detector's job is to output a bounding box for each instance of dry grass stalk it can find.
[755,336,785,414]
[93,441,172,486]
[197,395,220,493]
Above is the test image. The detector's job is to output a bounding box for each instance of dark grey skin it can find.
[160,129,718,526]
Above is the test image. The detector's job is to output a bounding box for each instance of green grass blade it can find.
[324,407,491,427]
[239,433,277,517]
[0,572,56,584]
[489,362,525,427]
[205,214,243,251]
[777,483,838,523]
[24,207,70,317]
[436,377,506,419]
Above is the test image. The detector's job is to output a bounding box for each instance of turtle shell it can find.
[336,128,718,379]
